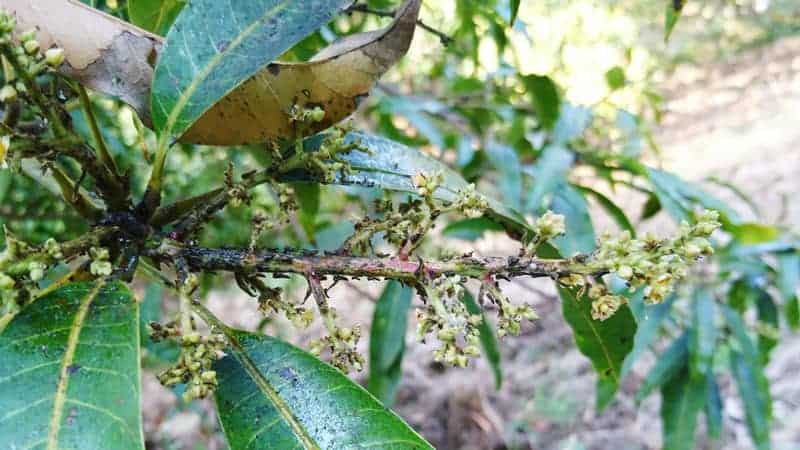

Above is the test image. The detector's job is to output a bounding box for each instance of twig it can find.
[77,84,121,182]
[345,3,454,46]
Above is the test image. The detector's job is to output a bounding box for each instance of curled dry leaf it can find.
[4,0,421,145]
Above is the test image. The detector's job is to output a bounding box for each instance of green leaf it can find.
[550,183,596,256]
[509,0,521,26]
[731,223,781,245]
[552,103,592,145]
[646,167,740,225]
[705,373,723,439]
[689,288,716,379]
[665,0,685,42]
[636,332,689,402]
[214,329,433,449]
[620,293,674,379]
[368,281,413,407]
[128,0,185,35]
[521,74,561,130]
[462,291,502,389]
[660,366,705,450]
[442,218,505,241]
[722,306,760,364]
[525,145,573,212]
[730,351,772,450]
[641,192,662,220]
[292,182,321,244]
[574,184,636,237]
[151,0,352,139]
[755,291,778,365]
[486,142,523,211]
[0,170,11,204]
[294,132,531,237]
[604,66,626,91]
[0,281,143,450]
[559,287,636,411]
[777,252,799,330]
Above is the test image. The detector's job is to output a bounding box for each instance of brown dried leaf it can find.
[4,0,421,145]
[5,0,161,124]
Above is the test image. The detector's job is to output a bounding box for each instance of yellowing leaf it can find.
[6,0,421,145]
[182,0,421,144]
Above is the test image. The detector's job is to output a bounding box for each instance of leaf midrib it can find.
[46,281,105,450]
[226,334,321,450]
[163,1,290,136]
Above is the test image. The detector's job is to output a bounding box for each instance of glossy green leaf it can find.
[521,74,561,129]
[636,332,689,402]
[665,0,686,42]
[151,0,352,138]
[462,291,502,389]
[128,0,185,35]
[525,145,573,212]
[730,351,771,450]
[689,288,716,379]
[777,252,800,330]
[621,293,674,379]
[660,366,705,450]
[559,287,636,411]
[705,373,723,439]
[604,66,626,91]
[442,218,505,241]
[574,184,636,237]
[0,281,143,450]
[368,281,414,407]
[214,329,433,449]
[293,132,531,237]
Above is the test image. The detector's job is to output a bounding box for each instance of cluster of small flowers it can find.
[587,284,623,321]
[309,324,365,373]
[0,232,59,316]
[256,285,314,329]
[453,184,489,219]
[526,211,567,253]
[308,124,360,183]
[289,104,326,125]
[223,165,252,208]
[483,283,539,337]
[151,321,226,402]
[0,13,65,103]
[416,276,483,367]
[591,209,721,307]
[89,247,113,277]
[411,171,444,200]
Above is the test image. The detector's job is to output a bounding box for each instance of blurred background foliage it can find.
[3,0,800,449]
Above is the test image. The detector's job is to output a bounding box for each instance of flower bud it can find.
[23,39,39,55]
[0,272,15,290]
[0,84,17,102]
[44,48,65,67]
[19,29,35,42]
[616,265,634,280]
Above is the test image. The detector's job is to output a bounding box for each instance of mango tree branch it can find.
[147,242,595,283]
